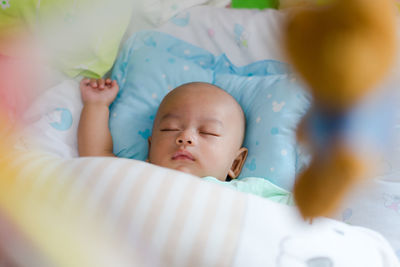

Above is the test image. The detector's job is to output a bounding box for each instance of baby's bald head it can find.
[154,82,246,145]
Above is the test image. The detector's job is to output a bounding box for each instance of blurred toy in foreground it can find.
[284,0,398,218]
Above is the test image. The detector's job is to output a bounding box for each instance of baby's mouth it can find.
[172,150,195,161]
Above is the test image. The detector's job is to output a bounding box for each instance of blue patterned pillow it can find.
[110,30,310,190]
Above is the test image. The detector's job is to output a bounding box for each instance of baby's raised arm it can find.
[78,78,119,157]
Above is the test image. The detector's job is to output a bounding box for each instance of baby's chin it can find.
[150,160,206,178]
[148,159,198,176]
[169,165,226,181]
[172,165,201,177]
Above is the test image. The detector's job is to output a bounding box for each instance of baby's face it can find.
[148,83,247,181]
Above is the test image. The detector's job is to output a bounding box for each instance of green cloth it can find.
[231,0,279,9]
[0,0,132,78]
[203,176,293,205]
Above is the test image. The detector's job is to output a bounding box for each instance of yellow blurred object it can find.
[284,0,397,218]
[0,114,134,266]
[0,23,135,266]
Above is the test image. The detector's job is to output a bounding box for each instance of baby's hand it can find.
[80,78,119,106]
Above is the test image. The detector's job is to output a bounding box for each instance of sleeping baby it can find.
[78,78,292,204]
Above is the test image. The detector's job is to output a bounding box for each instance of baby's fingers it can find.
[90,79,98,88]
[105,78,112,86]
[98,78,105,89]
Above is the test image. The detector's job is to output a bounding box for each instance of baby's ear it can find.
[146,137,152,162]
[228,147,248,179]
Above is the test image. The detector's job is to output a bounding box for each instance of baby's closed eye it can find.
[159,121,181,131]
[199,128,220,137]
[160,128,180,131]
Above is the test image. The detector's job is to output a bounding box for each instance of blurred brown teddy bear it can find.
[284,0,398,218]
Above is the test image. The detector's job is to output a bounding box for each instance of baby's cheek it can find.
[148,145,161,163]
[204,147,226,167]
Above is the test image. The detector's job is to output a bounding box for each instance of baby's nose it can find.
[176,131,195,145]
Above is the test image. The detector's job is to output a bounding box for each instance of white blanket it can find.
[3,152,399,266]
